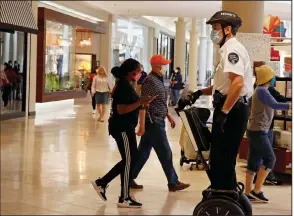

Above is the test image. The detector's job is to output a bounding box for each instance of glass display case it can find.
[75,54,92,90]
[45,20,77,92]
[36,7,106,103]
[0,31,25,115]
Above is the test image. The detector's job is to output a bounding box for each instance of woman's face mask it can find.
[270,76,276,87]
[210,30,223,45]
[131,72,141,81]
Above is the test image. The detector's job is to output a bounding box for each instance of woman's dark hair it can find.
[176,67,181,71]
[117,58,140,78]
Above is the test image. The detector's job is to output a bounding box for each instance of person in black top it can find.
[91,59,155,208]
[136,64,147,95]
[170,67,183,106]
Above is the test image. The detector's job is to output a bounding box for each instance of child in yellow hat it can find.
[245,65,290,203]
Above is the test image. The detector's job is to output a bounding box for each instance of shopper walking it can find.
[0,65,11,109]
[177,11,253,191]
[87,67,98,114]
[252,84,287,186]
[91,66,111,122]
[131,54,190,192]
[91,58,155,208]
[136,64,147,95]
[245,65,289,203]
[170,67,182,106]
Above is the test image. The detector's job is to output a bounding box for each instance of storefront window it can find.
[0,31,25,114]
[75,54,92,90]
[112,19,145,67]
[45,20,77,92]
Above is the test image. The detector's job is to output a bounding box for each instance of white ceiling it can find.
[84,1,292,36]
[84,1,291,38]
[86,1,291,21]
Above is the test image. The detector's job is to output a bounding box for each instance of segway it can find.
[176,106,252,216]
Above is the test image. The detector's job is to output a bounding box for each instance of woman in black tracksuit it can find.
[91,59,154,208]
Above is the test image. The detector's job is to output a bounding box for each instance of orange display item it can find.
[263,14,281,33]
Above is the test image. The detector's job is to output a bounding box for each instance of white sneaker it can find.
[92,110,96,114]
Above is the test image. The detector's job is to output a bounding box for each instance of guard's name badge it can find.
[228,52,239,64]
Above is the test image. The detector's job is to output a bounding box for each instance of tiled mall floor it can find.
[1,98,291,215]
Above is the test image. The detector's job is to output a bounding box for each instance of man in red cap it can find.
[130,54,190,191]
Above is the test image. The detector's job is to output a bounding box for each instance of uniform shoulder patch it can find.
[228,52,239,64]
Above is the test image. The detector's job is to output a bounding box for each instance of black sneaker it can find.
[117,196,142,208]
[91,179,108,201]
[130,180,143,190]
[250,190,269,203]
[245,194,259,203]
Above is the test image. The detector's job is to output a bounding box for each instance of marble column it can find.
[198,18,207,86]
[13,32,18,61]
[147,27,158,72]
[100,15,113,80]
[222,1,264,33]
[174,17,186,75]
[17,32,24,70]
[3,33,10,63]
[188,18,198,91]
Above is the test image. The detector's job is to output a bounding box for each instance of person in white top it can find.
[177,11,253,191]
[91,65,111,122]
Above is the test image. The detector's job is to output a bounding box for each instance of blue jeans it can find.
[255,129,276,179]
[247,130,276,174]
[171,89,180,105]
[132,119,179,186]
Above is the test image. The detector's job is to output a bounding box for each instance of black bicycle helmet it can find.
[206,11,242,47]
[206,10,242,29]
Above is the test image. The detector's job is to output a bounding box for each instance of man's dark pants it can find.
[209,98,249,190]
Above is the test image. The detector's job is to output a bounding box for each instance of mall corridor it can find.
[0,98,291,215]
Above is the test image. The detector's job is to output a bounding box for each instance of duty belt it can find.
[213,90,248,108]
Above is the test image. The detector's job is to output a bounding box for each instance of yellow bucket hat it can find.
[255,65,276,85]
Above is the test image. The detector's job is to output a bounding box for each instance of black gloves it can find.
[177,90,203,111]
[214,110,228,133]
[190,90,203,104]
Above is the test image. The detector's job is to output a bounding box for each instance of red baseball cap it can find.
[150,54,171,65]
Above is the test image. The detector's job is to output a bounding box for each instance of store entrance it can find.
[0,31,27,119]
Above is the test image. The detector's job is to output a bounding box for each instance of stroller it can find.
[177,106,252,216]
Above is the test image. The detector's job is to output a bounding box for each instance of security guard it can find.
[178,11,253,190]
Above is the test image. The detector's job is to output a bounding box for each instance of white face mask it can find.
[210,30,222,45]
[159,65,167,76]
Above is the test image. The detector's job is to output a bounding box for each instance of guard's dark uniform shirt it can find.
[109,78,140,133]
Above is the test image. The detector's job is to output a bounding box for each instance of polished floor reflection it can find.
[1,98,291,215]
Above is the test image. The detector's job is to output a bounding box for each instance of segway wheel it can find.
[180,158,184,166]
[193,198,245,216]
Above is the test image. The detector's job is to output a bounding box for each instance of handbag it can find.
[181,82,186,90]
